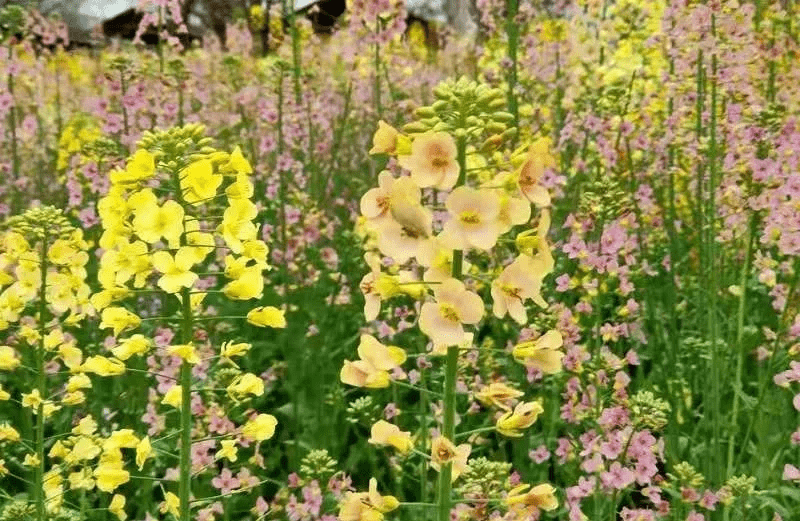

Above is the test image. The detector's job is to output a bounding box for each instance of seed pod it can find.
[415,106,437,119]
[403,122,429,134]
[487,121,506,134]
[492,111,515,123]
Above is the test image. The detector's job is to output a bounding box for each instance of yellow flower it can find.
[227,373,264,398]
[43,470,64,512]
[69,468,95,491]
[398,131,459,189]
[109,494,127,521]
[223,266,264,300]
[221,146,253,175]
[0,345,20,370]
[0,384,9,401]
[81,356,126,376]
[505,483,559,518]
[338,478,399,521]
[23,453,40,467]
[221,341,251,360]
[241,414,278,442]
[160,492,180,518]
[512,330,564,374]
[340,335,406,389]
[430,437,470,482]
[151,248,198,294]
[247,306,286,328]
[132,200,184,247]
[0,423,20,442]
[68,436,101,462]
[111,149,156,184]
[136,436,152,470]
[369,120,399,155]
[496,401,544,437]
[167,343,200,364]
[94,450,130,492]
[103,429,140,450]
[21,389,43,409]
[72,415,98,435]
[162,385,182,408]
[111,334,152,361]
[491,256,548,325]
[216,439,238,462]
[419,278,484,348]
[100,307,141,336]
[368,420,413,454]
[475,382,524,411]
[218,199,258,253]
[181,159,222,205]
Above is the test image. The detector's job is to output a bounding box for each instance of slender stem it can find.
[726,214,756,477]
[34,234,49,521]
[178,286,193,521]
[505,0,519,140]
[437,135,467,521]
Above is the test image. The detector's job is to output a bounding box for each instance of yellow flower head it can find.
[496,401,544,437]
[247,306,287,328]
[241,413,278,442]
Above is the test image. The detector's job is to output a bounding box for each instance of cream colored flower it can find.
[398,131,459,189]
[419,278,483,348]
[442,187,503,250]
[512,330,564,374]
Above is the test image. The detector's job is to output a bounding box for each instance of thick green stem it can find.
[34,235,49,521]
[505,0,519,138]
[178,287,193,521]
[436,136,467,521]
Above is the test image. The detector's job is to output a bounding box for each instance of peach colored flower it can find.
[491,255,548,324]
[419,278,483,347]
[368,420,413,454]
[496,401,544,437]
[430,437,471,481]
[360,171,395,226]
[398,132,459,190]
[442,187,502,250]
[516,137,555,207]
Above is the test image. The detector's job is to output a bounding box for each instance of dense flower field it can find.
[1,0,800,520]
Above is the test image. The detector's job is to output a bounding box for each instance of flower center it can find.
[439,303,460,322]
[459,211,481,224]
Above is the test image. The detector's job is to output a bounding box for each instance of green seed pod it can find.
[200,146,218,154]
[403,122,429,134]
[431,100,449,112]
[415,106,437,119]
[431,121,451,132]
[488,98,507,110]
[433,84,451,99]
[486,121,506,134]
[492,111,515,123]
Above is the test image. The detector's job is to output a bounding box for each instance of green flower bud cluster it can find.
[82,136,125,162]
[346,396,379,426]
[404,77,518,145]
[107,56,134,73]
[455,457,512,498]
[668,461,705,489]
[0,5,26,42]
[138,124,216,174]
[299,449,338,483]
[724,474,757,497]
[629,390,670,431]
[5,206,76,240]
[0,500,35,521]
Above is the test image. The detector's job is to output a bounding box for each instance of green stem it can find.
[436,135,467,521]
[178,286,193,521]
[708,13,720,484]
[505,0,519,139]
[34,234,49,521]
[726,214,756,477]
